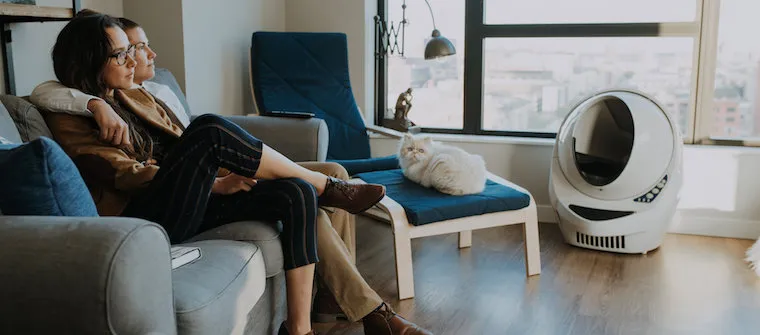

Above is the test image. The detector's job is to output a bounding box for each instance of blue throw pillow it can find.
[0,137,98,216]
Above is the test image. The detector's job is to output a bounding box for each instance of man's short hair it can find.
[118,17,140,30]
[75,9,102,17]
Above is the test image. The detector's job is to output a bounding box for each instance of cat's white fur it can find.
[746,238,760,277]
[398,133,487,195]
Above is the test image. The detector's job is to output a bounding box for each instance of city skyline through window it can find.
[382,0,760,141]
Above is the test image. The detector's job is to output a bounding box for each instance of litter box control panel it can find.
[634,175,668,203]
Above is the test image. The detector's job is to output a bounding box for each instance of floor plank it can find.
[313,218,760,335]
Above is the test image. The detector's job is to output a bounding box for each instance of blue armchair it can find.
[250,31,398,175]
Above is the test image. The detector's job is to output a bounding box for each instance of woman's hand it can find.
[89,99,131,147]
[212,173,257,195]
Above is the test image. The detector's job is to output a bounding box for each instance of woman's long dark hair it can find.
[52,10,153,161]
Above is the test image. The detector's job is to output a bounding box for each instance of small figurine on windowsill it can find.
[386,88,420,133]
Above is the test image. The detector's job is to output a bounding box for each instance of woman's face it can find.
[102,26,136,93]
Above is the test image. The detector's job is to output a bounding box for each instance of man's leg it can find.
[297,162,356,263]
[313,209,433,335]
[314,209,382,321]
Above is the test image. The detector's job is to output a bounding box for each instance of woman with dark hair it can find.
[44,12,387,335]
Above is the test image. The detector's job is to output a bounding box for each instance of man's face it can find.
[125,27,156,84]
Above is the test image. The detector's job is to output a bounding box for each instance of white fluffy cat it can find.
[398,133,487,195]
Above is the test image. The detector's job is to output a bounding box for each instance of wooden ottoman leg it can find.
[458,230,472,248]
[523,205,541,276]
[393,230,415,300]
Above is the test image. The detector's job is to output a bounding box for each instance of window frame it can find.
[375,0,727,145]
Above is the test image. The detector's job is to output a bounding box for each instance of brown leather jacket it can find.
[45,88,185,216]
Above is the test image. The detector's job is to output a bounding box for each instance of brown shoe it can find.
[318,177,385,214]
[312,276,348,323]
[362,303,433,335]
[278,321,318,335]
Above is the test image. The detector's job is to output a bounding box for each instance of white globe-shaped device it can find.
[549,89,683,254]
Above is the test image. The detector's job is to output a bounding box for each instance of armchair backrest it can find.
[250,31,371,160]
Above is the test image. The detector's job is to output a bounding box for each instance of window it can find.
[707,0,760,139]
[383,0,465,129]
[482,37,693,134]
[375,0,753,145]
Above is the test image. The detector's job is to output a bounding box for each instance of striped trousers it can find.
[123,114,318,270]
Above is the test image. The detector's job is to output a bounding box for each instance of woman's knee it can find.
[184,114,262,144]
[189,113,227,126]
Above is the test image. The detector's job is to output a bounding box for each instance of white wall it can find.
[285,0,376,121]
[182,0,285,116]
[127,0,285,116]
[371,134,760,240]
[124,0,185,90]
[7,0,123,95]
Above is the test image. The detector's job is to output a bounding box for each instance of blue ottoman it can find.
[352,169,541,300]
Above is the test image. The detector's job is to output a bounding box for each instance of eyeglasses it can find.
[109,44,136,66]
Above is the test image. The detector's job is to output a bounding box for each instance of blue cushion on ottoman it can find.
[0,137,98,216]
[355,169,530,226]
[330,155,400,176]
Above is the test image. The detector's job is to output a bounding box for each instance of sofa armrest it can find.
[224,115,328,162]
[0,216,177,335]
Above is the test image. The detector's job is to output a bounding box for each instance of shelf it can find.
[0,3,73,22]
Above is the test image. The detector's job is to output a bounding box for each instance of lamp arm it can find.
[424,0,436,30]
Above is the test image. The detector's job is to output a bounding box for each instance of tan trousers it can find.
[297,162,384,321]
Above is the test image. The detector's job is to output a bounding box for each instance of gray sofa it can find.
[0,68,330,335]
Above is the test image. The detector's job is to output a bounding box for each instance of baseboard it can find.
[537,203,760,240]
[668,214,760,240]
[537,204,558,224]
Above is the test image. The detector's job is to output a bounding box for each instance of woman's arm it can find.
[45,112,157,191]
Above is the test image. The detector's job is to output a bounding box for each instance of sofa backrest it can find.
[0,100,22,144]
[148,68,192,119]
[0,95,52,144]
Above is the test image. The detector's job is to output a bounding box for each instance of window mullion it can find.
[693,0,721,144]
[463,0,484,134]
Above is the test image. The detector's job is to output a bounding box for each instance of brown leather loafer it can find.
[312,276,348,323]
[318,177,385,214]
[362,303,433,335]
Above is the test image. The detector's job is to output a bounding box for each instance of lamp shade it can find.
[424,29,456,60]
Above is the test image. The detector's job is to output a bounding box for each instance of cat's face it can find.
[399,133,433,162]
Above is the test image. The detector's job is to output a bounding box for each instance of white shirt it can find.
[30,80,190,127]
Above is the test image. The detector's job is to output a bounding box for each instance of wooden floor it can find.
[313,218,760,335]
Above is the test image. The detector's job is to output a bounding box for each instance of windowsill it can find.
[367,125,555,146]
[367,127,760,155]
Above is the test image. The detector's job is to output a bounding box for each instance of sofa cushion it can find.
[0,101,22,143]
[0,137,98,216]
[0,95,53,142]
[172,240,266,335]
[355,169,531,225]
[186,221,284,278]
